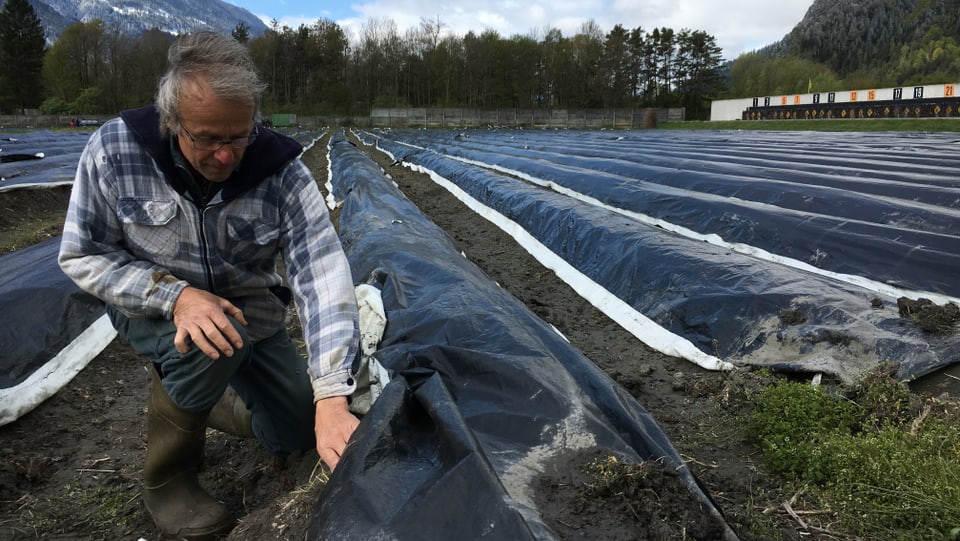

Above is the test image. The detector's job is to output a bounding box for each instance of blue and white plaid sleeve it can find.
[279,160,360,401]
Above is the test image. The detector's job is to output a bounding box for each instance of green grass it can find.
[662,117,960,132]
[9,481,136,536]
[748,369,960,540]
[0,220,65,256]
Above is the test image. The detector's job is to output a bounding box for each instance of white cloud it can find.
[249,0,814,60]
[606,0,812,58]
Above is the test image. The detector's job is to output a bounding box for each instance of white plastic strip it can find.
[0,314,117,426]
[0,180,73,194]
[381,150,734,372]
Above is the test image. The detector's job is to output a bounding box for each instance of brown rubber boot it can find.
[143,369,235,540]
[207,386,254,439]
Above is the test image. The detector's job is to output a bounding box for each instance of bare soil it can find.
[1,131,958,541]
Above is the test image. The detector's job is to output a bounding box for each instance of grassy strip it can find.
[662,118,960,132]
[748,369,960,540]
[0,220,64,256]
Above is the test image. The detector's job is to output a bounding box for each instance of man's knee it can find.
[110,307,254,411]
[160,317,253,411]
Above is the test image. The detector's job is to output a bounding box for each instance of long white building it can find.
[711,82,960,121]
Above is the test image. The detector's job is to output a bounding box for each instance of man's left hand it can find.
[314,396,359,471]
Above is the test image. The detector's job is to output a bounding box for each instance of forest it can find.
[729,0,960,99]
[0,0,724,120]
[2,0,960,121]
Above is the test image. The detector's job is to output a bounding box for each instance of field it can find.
[1,126,958,540]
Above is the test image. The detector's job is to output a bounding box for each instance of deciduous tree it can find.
[42,20,107,111]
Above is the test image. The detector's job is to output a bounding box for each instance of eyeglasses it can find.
[179,123,259,151]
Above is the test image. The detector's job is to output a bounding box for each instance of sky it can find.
[226,0,815,61]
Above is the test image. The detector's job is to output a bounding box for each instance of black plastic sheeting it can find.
[1,130,112,425]
[307,133,735,540]
[0,130,92,191]
[358,129,959,383]
[0,237,106,389]
[369,129,960,298]
[0,128,324,191]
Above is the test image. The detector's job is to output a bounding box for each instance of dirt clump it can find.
[897,297,960,335]
[536,450,726,540]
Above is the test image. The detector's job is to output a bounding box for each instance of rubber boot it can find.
[207,386,254,439]
[143,369,235,540]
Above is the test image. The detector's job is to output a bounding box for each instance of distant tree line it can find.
[7,0,957,120]
[0,0,726,120]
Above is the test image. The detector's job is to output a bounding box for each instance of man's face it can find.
[176,78,256,183]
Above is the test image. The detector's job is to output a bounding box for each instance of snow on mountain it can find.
[4,0,268,42]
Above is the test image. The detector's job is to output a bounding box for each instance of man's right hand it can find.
[172,286,247,359]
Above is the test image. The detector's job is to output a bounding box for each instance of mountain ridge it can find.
[1,0,268,42]
[766,0,960,79]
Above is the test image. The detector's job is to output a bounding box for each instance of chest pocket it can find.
[225,215,280,262]
[116,198,180,259]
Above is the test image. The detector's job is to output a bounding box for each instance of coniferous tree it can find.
[232,22,251,44]
[676,30,725,119]
[0,0,47,113]
[600,25,633,107]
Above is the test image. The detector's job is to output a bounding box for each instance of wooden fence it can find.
[1,107,685,130]
[367,108,684,129]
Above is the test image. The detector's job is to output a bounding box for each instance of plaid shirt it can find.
[58,106,359,401]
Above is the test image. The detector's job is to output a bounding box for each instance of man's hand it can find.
[314,396,360,471]
[172,286,247,359]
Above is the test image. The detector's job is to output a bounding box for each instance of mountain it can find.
[765,0,960,79]
[0,0,269,43]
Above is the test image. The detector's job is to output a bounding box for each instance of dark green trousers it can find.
[108,306,315,454]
